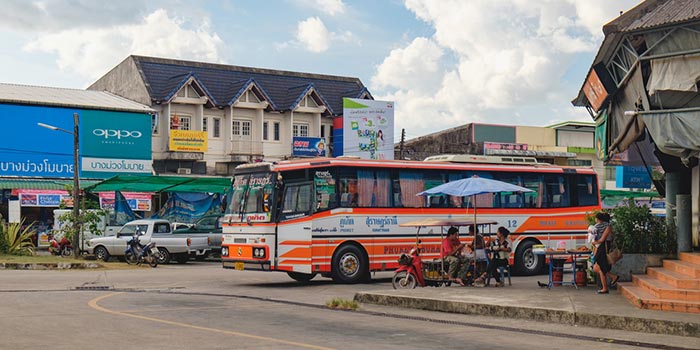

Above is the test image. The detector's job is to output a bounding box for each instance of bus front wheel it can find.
[331,244,368,284]
[514,240,544,276]
[287,272,317,283]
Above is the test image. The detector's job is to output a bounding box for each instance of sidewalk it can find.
[354,274,700,338]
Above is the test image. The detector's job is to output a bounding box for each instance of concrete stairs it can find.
[619,252,700,313]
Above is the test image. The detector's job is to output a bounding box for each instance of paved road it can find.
[1,262,697,349]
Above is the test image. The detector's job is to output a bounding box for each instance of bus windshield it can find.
[227,172,276,222]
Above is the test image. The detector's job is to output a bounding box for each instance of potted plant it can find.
[608,199,676,281]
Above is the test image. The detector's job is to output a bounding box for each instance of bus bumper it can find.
[222,260,271,271]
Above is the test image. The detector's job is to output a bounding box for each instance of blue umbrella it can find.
[417,176,533,227]
[417,176,533,197]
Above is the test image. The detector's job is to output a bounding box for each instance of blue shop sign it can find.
[616,166,652,189]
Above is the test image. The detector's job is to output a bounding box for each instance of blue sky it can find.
[0,0,641,143]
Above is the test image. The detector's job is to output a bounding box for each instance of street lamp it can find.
[38,113,80,257]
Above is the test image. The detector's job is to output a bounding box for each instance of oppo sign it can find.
[92,129,143,139]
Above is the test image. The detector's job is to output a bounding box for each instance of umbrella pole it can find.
[473,194,477,232]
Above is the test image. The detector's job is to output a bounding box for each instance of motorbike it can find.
[48,235,74,257]
[391,218,497,289]
[125,235,160,268]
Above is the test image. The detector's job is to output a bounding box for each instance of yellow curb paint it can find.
[88,292,334,350]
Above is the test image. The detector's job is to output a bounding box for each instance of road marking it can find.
[88,292,334,350]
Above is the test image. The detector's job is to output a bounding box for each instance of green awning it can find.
[600,189,659,199]
[163,177,231,193]
[85,175,230,193]
[0,178,100,190]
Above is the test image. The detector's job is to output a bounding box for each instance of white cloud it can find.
[296,17,332,53]
[298,0,347,16]
[23,9,223,82]
[292,16,359,53]
[371,0,640,137]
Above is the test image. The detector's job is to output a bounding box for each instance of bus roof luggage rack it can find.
[423,154,539,165]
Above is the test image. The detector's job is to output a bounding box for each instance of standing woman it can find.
[592,212,619,294]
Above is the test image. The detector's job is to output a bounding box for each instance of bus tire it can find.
[287,272,317,283]
[331,244,369,284]
[514,240,544,276]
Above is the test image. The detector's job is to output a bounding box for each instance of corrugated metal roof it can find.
[0,83,154,113]
[0,178,100,190]
[604,0,700,33]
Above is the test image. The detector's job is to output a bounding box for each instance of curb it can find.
[0,262,103,270]
[354,292,700,338]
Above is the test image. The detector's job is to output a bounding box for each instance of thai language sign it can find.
[169,130,208,152]
[98,191,152,211]
[293,137,326,157]
[342,98,394,160]
[1,104,152,178]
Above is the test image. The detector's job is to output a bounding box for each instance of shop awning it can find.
[85,175,231,193]
[0,178,100,190]
[600,189,659,199]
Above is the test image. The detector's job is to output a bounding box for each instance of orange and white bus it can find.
[221,155,600,283]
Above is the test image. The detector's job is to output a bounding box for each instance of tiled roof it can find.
[0,83,154,113]
[132,56,370,115]
[604,0,700,34]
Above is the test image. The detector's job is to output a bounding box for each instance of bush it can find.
[1,219,36,256]
[596,200,676,255]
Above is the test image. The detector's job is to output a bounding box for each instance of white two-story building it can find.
[89,55,372,175]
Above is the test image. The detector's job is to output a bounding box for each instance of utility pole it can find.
[399,128,406,160]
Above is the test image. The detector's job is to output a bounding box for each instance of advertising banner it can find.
[17,189,71,207]
[342,98,394,160]
[292,137,326,157]
[98,191,152,211]
[0,104,152,178]
[1,104,75,178]
[169,130,208,152]
[150,192,221,224]
[81,109,152,177]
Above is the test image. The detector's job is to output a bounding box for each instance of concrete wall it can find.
[87,57,151,106]
[516,126,555,146]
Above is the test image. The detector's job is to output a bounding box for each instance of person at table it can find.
[476,226,512,287]
[441,226,467,286]
[466,225,488,286]
[592,212,619,294]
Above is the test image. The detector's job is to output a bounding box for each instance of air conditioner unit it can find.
[177,168,191,175]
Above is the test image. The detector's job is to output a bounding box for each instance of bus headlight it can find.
[221,247,229,257]
[253,247,266,259]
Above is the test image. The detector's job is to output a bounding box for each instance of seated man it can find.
[441,226,467,286]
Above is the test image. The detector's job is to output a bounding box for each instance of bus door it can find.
[277,181,314,273]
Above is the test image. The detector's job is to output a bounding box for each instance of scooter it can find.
[48,235,74,257]
[125,235,160,268]
[392,244,426,289]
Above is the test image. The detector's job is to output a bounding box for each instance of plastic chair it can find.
[486,264,512,286]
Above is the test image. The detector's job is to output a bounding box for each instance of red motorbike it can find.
[392,240,452,289]
[48,235,74,257]
[392,245,426,289]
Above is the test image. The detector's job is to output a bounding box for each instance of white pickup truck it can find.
[85,219,210,264]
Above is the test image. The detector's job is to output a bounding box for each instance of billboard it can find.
[342,98,394,160]
[169,130,208,152]
[0,104,152,178]
[292,137,326,157]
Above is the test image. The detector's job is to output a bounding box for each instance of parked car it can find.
[172,214,223,258]
[85,219,210,264]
